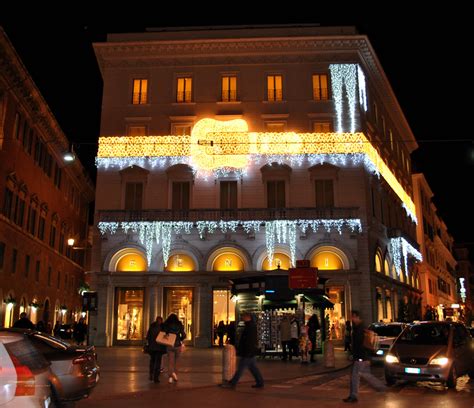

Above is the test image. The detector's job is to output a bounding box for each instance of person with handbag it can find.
[162,313,186,384]
[343,310,387,403]
[145,316,166,383]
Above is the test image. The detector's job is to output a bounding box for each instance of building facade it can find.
[0,28,95,329]
[91,25,423,347]
[412,173,457,320]
[454,246,473,314]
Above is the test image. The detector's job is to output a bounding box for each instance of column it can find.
[194,283,213,348]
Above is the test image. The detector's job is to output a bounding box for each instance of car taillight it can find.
[10,355,35,396]
[73,354,92,365]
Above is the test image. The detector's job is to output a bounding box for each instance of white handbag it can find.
[156,331,177,347]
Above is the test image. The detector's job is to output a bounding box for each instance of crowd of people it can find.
[279,313,320,363]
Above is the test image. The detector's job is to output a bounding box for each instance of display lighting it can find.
[98,218,362,268]
[389,237,422,277]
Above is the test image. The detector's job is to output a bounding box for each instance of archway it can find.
[261,253,291,271]
[166,253,197,272]
[110,247,148,272]
[309,246,348,270]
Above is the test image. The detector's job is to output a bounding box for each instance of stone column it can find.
[194,283,212,348]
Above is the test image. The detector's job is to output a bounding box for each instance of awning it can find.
[304,294,334,309]
[262,299,297,310]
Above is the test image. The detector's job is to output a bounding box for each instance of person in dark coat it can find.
[145,316,166,383]
[73,318,87,345]
[343,310,386,403]
[217,321,226,347]
[344,321,352,352]
[307,314,320,362]
[227,321,236,346]
[162,313,186,383]
[36,320,45,332]
[12,312,35,330]
[221,313,264,389]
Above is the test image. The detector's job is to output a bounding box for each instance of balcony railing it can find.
[98,207,359,223]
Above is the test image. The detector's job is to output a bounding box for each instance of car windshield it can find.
[398,324,449,345]
[370,325,403,337]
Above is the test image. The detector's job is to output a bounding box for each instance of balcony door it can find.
[267,180,285,208]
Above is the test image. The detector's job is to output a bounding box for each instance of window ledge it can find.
[216,101,242,105]
[128,104,152,107]
[308,99,332,103]
[262,100,287,104]
[172,102,196,106]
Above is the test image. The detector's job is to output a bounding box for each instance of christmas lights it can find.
[98,218,362,268]
[358,66,368,112]
[389,237,422,276]
[329,64,358,133]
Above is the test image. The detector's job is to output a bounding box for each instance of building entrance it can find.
[114,288,144,345]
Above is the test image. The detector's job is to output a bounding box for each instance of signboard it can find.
[288,267,318,289]
[296,259,310,268]
[82,292,98,312]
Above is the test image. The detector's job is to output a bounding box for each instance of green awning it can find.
[304,294,334,309]
[262,299,297,310]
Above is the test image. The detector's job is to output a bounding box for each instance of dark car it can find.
[385,321,474,388]
[54,324,74,340]
[3,329,99,404]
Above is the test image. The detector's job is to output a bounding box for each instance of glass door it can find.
[164,288,193,343]
[212,289,236,346]
[114,288,144,345]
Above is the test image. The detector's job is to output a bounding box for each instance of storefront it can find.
[163,287,194,342]
[212,289,235,345]
[114,288,145,345]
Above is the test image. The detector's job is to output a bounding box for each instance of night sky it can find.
[1,14,472,254]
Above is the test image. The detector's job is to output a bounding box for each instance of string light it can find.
[389,237,422,276]
[358,66,368,112]
[98,218,362,268]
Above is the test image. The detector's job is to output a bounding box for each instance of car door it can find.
[452,324,469,375]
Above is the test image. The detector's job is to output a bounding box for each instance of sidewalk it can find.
[78,346,351,405]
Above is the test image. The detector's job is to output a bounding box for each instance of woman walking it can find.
[162,313,186,383]
[145,316,166,383]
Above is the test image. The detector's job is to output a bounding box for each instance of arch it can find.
[308,246,349,270]
[206,246,251,272]
[262,253,291,271]
[383,257,390,277]
[375,249,383,273]
[391,264,397,280]
[108,247,148,272]
[19,294,28,316]
[54,299,61,325]
[166,163,194,180]
[166,252,197,272]
[3,290,15,328]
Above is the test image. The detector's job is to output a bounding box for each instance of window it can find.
[265,122,286,132]
[132,79,148,105]
[15,196,25,227]
[53,165,62,189]
[375,252,382,273]
[389,130,394,150]
[28,207,37,236]
[59,230,65,255]
[220,181,237,209]
[171,124,192,135]
[128,126,147,136]
[315,180,334,207]
[313,122,332,133]
[172,182,190,210]
[0,242,5,273]
[38,216,46,240]
[267,180,285,208]
[221,76,237,102]
[382,116,386,136]
[24,255,30,278]
[50,224,56,248]
[267,75,283,101]
[11,248,18,274]
[13,112,21,140]
[57,270,61,289]
[177,77,192,103]
[124,182,143,210]
[47,266,52,286]
[312,74,329,100]
[35,260,40,282]
[3,187,13,219]
[373,102,378,123]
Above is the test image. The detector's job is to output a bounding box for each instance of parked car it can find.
[3,329,99,404]
[54,325,73,341]
[0,331,52,407]
[384,321,474,388]
[367,322,406,363]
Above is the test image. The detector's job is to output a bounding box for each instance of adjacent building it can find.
[412,173,457,319]
[455,246,474,312]
[0,28,95,329]
[91,25,423,347]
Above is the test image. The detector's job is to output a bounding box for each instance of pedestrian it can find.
[162,313,186,384]
[36,320,45,332]
[217,320,226,347]
[289,315,300,361]
[279,316,292,360]
[12,312,35,330]
[343,310,387,403]
[53,321,61,337]
[307,313,320,362]
[227,321,236,346]
[73,318,87,345]
[344,321,352,352]
[220,313,264,389]
[145,316,166,383]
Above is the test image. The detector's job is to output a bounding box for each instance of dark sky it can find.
[1,14,473,251]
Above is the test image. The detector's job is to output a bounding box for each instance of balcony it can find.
[98,207,359,223]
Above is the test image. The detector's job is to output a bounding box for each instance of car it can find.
[468,326,474,338]
[384,321,474,388]
[3,329,99,404]
[367,322,406,363]
[54,325,73,340]
[0,331,52,407]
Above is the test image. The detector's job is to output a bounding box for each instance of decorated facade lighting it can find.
[98,218,362,268]
[357,66,368,112]
[389,237,422,276]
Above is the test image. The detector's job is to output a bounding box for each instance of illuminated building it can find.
[0,29,95,328]
[90,25,423,347]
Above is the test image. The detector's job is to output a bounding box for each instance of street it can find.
[75,347,474,408]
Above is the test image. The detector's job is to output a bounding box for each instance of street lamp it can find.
[63,144,76,163]
[67,238,75,247]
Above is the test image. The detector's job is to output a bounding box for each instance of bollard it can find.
[222,344,237,382]
[324,339,335,368]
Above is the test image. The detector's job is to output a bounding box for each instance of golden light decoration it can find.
[97,118,416,220]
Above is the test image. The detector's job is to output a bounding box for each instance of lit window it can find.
[132,79,148,105]
[375,252,382,273]
[212,252,244,271]
[116,253,147,272]
[312,74,329,100]
[267,75,283,101]
[166,254,196,272]
[311,250,344,270]
[313,122,332,132]
[222,76,237,102]
[171,124,192,135]
[389,130,394,150]
[128,126,147,136]
[177,77,192,103]
[262,253,291,271]
[384,259,390,276]
[265,122,286,132]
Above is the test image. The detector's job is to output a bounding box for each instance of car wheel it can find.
[447,366,457,389]
[385,374,396,386]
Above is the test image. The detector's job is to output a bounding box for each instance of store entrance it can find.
[325,287,345,340]
[212,289,235,346]
[164,288,194,344]
[114,288,144,346]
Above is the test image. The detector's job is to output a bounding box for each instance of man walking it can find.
[343,310,387,403]
[221,313,264,389]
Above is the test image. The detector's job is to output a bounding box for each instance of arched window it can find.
[212,251,244,272]
[375,251,382,273]
[116,251,147,272]
[262,253,290,271]
[311,250,344,270]
[384,259,390,276]
[166,254,196,272]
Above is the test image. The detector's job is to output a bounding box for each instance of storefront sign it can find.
[288,267,318,289]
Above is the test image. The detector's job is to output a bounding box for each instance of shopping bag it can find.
[156,331,177,347]
[363,329,378,352]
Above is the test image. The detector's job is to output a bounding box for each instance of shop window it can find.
[166,254,196,272]
[212,289,236,346]
[115,288,144,342]
[262,253,290,271]
[4,297,15,328]
[116,252,147,272]
[212,252,244,272]
[311,250,343,270]
[164,288,193,341]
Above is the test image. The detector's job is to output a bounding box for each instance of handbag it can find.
[156,331,177,347]
[363,329,378,352]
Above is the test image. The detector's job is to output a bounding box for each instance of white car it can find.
[0,331,52,407]
[368,322,407,363]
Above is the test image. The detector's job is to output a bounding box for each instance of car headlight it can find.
[429,357,449,366]
[376,349,384,356]
[385,354,399,364]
